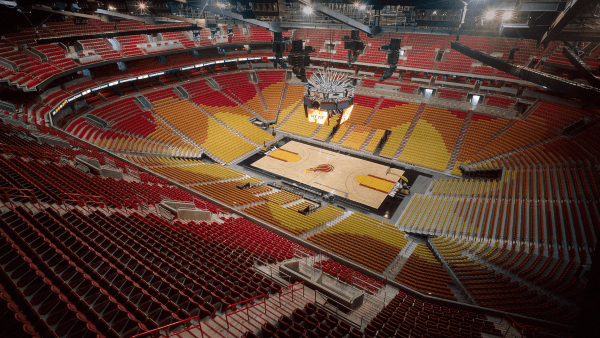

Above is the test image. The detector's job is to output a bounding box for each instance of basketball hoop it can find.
[386,167,408,183]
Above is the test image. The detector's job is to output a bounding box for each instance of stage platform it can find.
[252,141,404,209]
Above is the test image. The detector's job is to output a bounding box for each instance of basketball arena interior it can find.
[1,0,599,337]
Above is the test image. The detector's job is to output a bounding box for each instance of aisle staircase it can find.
[337,125,356,145]
[190,100,261,147]
[219,90,267,123]
[446,110,474,171]
[300,210,354,240]
[383,239,417,280]
[363,96,385,125]
[253,83,270,111]
[150,110,221,163]
[274,82,289,122]
[359,129,377,151]
[276,102,302,129]
[309,125,323,139]
[393,102,426,160]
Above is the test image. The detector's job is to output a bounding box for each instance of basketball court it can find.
[252,141,404,209]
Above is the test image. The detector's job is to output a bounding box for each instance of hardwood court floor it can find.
[252,141,403,209]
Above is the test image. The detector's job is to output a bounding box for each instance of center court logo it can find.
[303,164,334,173]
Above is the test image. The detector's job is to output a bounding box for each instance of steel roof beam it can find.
[451,41,600,106]
[539,0,596,47]
[563,42,600,87]
[95,9,155,24]
[202,4,283,33]
[296,0,377,37]
[32,5,109,21]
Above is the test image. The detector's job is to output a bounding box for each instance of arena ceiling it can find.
[0,1,599,44]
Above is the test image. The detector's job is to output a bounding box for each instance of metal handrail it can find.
[62,193,107,211]
[0,187,38,206]
[130,315,203,338]
[225,294,267,329]
[278,281,304,307]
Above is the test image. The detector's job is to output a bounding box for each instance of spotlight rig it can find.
[343,30,365,67]
[378,37,401,81]
[271,32,287,69]
[274,37,313,82]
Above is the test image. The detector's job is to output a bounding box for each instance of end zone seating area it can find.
[341,125,372,150]
[308,213,408,273]
[185,77,275,145]
[366,291,502,338]
[154,99,256,163]
[65,98,194,156]
[148,163,247,185]
[278,103,321,137]
[378,103,421,158]
[368,100,420,131]
[398,107,466,171]
[431,237,579,323]
[330,123,351,144]
[394,244,456,301]
[244,203,344,236]
[190,181,265,207]
[263,190,303,205]
[465,114,558,164]
[255,71,287,120]
[343,95,379,126]
[452,113,509,174]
